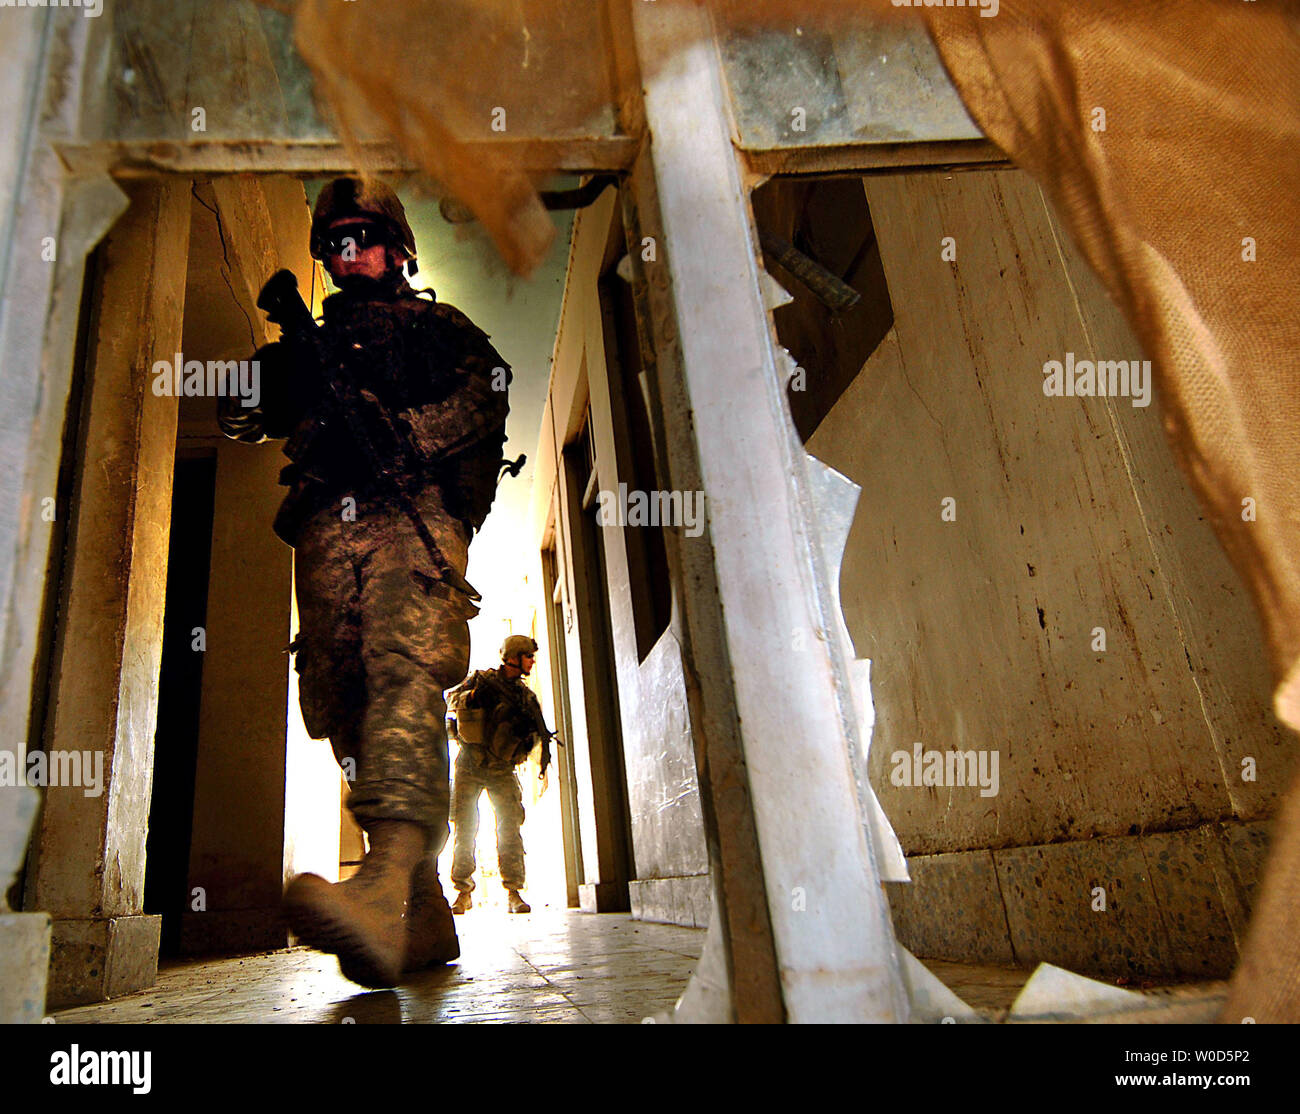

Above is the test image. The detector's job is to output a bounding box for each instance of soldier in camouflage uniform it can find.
[219,176,510,988]
[447,635,553,914]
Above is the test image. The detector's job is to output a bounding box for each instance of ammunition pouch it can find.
[454,706,490,746]
[289,634,362,741]
[439,434,507,533]
[449,674,535,766]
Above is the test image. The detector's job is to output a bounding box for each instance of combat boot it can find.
[451,891,472,914]
[283,819,426,988]
[507,890,531,914]
[404,858,460,972]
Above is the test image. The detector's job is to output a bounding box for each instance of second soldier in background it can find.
[447,635,554,914]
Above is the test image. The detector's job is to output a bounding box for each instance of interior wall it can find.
[806,168,1291,979]
[531,188,710,926]
[176,175,333,956]
[181,438,295,954]
[145,453,217,955]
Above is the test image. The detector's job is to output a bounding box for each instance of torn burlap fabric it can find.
[290,0,1300,1020]
[923,0,1300,1025]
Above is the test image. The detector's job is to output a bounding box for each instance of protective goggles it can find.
[320,221,390,257]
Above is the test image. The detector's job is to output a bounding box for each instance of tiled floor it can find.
[50,910,1228,1024]
[53,911,703,1025]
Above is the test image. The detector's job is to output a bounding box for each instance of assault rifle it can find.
[256,269,480,603]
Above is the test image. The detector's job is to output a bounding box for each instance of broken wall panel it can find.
[750,176,895,442]
[806,167,1292,978]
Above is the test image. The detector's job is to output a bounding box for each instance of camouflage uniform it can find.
[293,488,475,836]
[448,667,548,893]
[450,748,527,893]
[221,275,510,848]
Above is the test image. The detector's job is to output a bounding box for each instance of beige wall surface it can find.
[531,189,708,920]
[177,177,330,955]
[809,168,1289,855]
[806,168,1290,977]
[26,179,191,1005]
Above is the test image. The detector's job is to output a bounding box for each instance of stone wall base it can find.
[578,881,630,913]
[887,820,1270,980]
[629,875,711,929]
[47,914,161,1009]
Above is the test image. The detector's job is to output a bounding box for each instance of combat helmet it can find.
[310,176,417,271]
[501,635,539,663]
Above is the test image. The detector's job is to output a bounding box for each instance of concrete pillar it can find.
[628,1,908,1021]
[27,178,191,1007]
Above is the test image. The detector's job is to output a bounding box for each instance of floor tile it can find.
[53,912,704,1025]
